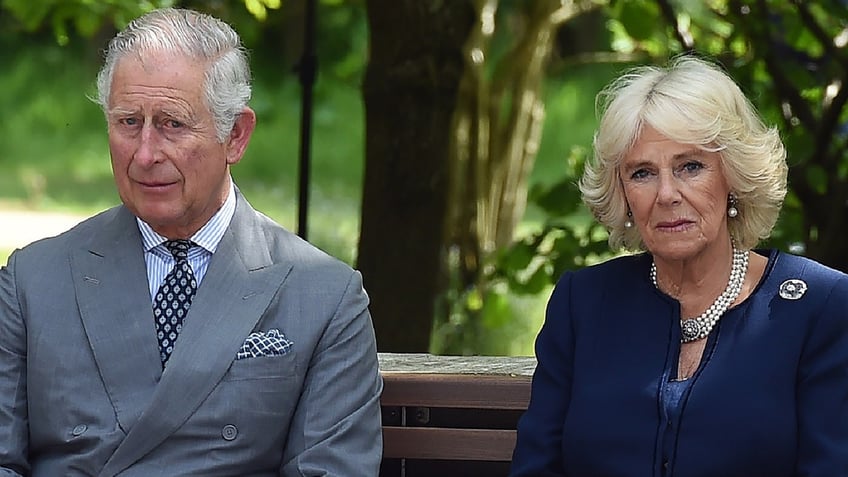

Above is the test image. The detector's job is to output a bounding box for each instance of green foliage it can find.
[492,148,613,295]
[431,280,547,356]
[1,0,281,44]
[0,39,114,209]
[2,0,174,44]
[431,0,618,355]
[491,62,622,298]
[614,1,659,42]
[244,0,281,21]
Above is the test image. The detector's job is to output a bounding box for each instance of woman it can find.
[510,55,848,477]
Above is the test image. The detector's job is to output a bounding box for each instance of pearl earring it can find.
[624,210,633,228]
[727,194,739,218]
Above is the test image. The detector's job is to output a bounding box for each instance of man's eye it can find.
[165,119,184,129]
[120,117,139,126]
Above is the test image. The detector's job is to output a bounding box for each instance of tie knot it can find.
[164,239,192,260]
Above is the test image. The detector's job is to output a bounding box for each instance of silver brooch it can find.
[779,279,807,300]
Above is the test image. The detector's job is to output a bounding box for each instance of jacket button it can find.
[71,424,88,436]
[222,424,238,441]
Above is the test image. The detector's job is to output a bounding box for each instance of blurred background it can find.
[1,0,846,356]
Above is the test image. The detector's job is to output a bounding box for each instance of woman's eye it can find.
[630,169,650,180]
[681,161,704,174]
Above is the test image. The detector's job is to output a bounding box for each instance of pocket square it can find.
[236,329,293,360]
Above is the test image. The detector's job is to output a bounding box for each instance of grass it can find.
[1,37,621,355]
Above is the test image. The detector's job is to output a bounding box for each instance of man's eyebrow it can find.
[107,106,136,116]
[160,107,195,121]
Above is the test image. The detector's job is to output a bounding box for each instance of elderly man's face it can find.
[106,52,254,239]
[620,125,731,263]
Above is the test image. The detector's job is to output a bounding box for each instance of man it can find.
[0,8,383,476]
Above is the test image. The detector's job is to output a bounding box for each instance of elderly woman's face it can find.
[620,126,730,262]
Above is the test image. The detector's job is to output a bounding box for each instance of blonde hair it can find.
[579,55,787,251]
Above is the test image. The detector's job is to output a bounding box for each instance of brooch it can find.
[778,279,807,300]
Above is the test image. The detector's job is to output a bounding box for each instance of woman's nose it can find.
[656,171,682,205]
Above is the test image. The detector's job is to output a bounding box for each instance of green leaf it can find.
[498,240,537,272]
[74,11,101,37]
[533,180,581,215]
[805,165,828,195]
[481,291,512,328]
[616,0,660,42]
[4,0,56,31]
[244,0,268,21]
[520,266,551,295]
[465,288,484,312]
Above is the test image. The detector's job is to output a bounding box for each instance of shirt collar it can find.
[137,180,237,254]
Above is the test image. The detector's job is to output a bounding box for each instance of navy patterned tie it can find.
[153,240,197,366]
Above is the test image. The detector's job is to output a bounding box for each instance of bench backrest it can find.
[378,353,536,477]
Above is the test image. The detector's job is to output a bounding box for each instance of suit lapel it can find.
[99,194,293,477]
[72,207,163,434]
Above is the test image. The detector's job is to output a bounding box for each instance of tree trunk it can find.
[436,0,594,353]
[359,0,476,352]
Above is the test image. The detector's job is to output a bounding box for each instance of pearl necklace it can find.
[651,247,749,343]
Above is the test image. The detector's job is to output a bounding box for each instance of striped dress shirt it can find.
[138,182,237,301]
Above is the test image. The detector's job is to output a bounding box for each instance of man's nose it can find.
[133,123,162,166]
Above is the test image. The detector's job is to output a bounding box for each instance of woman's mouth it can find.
[656,219,693,232]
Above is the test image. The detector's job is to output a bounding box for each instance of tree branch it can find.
[792,0,848,66]
[727,0,821,218]
[656,0,693,51]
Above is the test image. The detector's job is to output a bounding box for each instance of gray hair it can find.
[579,55,788,251]
[95,8,252,142]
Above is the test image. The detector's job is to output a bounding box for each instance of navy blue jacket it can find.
[511,250,848,477]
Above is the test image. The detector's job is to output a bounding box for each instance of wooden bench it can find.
[378,353,536,477]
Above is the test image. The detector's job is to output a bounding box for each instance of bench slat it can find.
[382,426,517,461]
[380,373,531,410]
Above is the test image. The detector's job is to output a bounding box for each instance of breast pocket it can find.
[223,350,299,381]
[191,352,302,439]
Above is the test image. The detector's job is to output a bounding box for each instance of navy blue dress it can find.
[510,250,848,477]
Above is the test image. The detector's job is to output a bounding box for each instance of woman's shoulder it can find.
[551,253,653,302]
[760,249,848,304]
[767,249,847,283]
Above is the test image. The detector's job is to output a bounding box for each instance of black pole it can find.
[296,0,317,239]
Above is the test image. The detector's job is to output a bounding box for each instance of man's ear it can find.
[225,106,257,165]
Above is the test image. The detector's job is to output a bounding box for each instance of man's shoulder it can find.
[248,209,355,275]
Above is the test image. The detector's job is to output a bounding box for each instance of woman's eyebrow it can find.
[672,148,704,161]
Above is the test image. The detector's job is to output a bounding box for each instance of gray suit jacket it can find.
[0,192,383,476]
